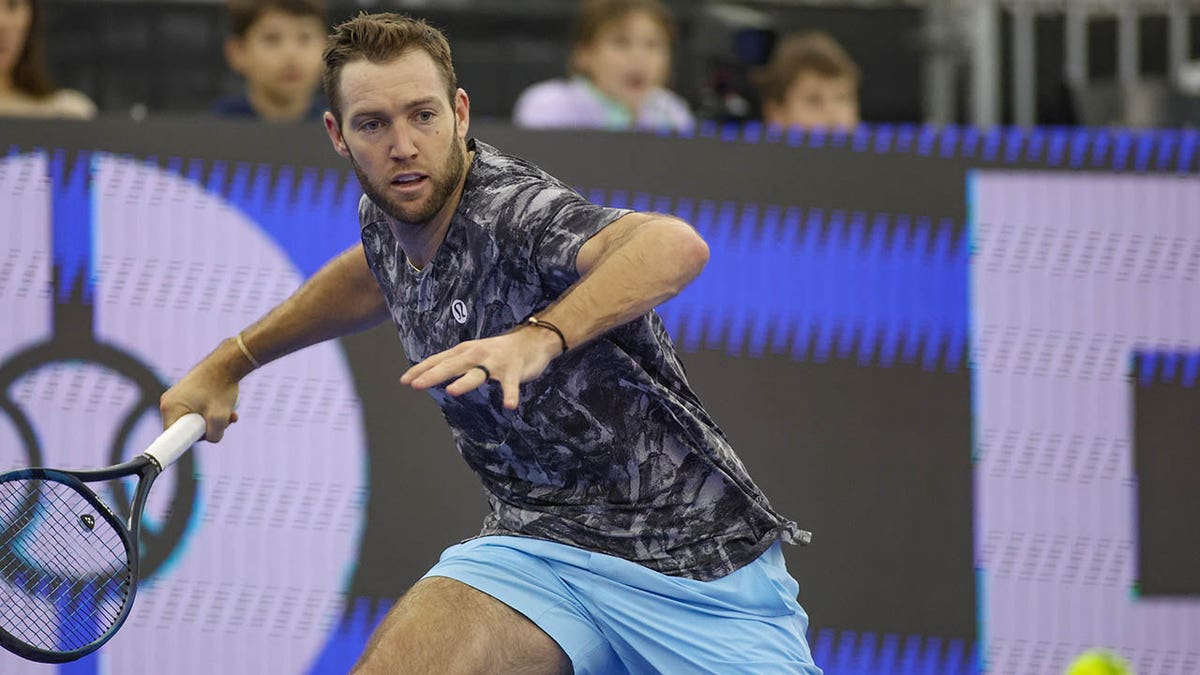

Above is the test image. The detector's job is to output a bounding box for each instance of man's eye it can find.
[416,111,435,123]
[361,120,382,132]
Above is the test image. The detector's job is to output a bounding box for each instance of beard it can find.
[351,135,467,226]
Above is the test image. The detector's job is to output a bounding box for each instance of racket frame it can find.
[0,413,201,663]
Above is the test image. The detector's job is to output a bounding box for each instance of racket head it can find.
[0,468,141,663]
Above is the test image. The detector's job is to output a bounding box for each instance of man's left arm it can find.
[401,212,708,408]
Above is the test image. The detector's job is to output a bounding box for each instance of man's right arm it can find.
[161,243,389,441]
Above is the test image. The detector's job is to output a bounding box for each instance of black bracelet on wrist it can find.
[524,316,569,353]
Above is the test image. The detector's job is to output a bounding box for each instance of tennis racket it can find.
[0,412,206,663]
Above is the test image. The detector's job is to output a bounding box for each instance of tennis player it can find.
[161,12,822,674]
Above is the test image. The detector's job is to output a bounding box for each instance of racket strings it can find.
[0,478,133,653]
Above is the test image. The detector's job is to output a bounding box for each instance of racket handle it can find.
[144,413,206,470]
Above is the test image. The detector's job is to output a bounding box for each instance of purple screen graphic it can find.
[971,170,1200,674]
[0,153,368,675]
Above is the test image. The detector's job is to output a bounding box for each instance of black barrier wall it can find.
[2,118,1198,675]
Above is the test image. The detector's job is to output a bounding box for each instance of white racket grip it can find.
[144,413,206,470]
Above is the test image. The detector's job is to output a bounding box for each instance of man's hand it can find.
[160,341,245,442]
[400,324,563,409]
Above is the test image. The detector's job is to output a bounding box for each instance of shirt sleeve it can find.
[529,185,631,296]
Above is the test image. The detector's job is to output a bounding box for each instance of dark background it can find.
[40,0,1200,128]
[39,0,924,123]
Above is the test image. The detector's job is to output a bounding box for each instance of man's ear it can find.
[324,112,350,158]
[224,37,246,76]
[454,88,471,140]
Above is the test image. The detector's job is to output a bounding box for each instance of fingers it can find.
[401,332,553,408]
[444,365,489,397]
[500,372,521,410]
[204,416,232,444]
[402,359,468,390]
[163,403,233,442]
[404,356,522,406]
[160,381,240,444]
[399,341,473,386]
[411,361,523,409]
[159,403,195,432]
[401,344,477,390]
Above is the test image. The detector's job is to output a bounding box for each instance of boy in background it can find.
[755,31,860,131]
[513,0,694,132]
[213,0,327,122]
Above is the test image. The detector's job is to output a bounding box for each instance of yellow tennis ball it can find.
[1064,649,1134,675]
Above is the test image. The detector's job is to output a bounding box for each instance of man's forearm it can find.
[397,215,708,410]
[223,243,389,373]
[537,217,708,351]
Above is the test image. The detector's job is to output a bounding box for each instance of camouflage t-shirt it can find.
[359,139,809,580]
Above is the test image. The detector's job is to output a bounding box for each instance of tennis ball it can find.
[1063,649,1134,675]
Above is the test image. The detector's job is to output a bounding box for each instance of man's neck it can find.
[246,85,311,123]
[397,215,452,273]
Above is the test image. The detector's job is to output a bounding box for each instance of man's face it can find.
[0,0,32,79]
[324,50,470,226]
[227,9,325,105]
[767,72,860,131]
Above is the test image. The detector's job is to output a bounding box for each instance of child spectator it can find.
[213,0,326,122]
[755,31,860,131]
[514,0,693,132]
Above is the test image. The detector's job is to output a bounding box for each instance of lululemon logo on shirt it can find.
[451,299,469,324]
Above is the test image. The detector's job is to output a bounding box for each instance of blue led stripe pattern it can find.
[1135,349,1200,388]
[148,154,971,373]
[49,150,94,307]
[587,190,968,372]
[810,628,979,675]
[188,159,363,278]
[658,123,1200,173]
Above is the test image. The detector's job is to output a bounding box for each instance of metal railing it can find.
[969,0,1198,127]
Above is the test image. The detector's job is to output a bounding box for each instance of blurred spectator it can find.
[0,0,95,119]
[513,0,693,132]
[213,0,326,122]
[755,32,859,131]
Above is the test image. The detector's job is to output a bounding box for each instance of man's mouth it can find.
[390,173,428,190]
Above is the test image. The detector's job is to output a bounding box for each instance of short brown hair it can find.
[570,0,676,73]
[755,32,860,105]
[322,12,457,125]
[13,0,56,99]
[227,0,325,38]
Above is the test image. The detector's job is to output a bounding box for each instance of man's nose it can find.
[389,127,418,160]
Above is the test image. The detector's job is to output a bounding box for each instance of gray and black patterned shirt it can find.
[359,139,808,580]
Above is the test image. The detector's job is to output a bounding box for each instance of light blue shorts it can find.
[422,535,823,674]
